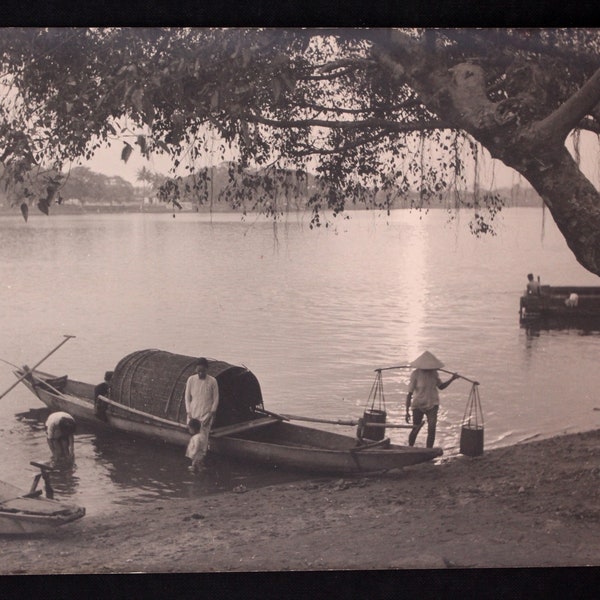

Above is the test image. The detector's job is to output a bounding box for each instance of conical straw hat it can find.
[410,351,444,370]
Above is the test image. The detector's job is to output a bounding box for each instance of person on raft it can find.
[45,411,76,467]
[405,351,458,448]
[184,357,219,468]
[526,273,541,295]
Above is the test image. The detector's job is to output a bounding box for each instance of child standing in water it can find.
[185,419,205,473]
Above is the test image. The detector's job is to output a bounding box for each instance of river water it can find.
[1,207,599,513]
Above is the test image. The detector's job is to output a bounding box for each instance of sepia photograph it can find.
[0,27,598,576]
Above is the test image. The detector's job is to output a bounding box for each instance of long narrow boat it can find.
[520,285,600,323]
[0,476,85,535]
[13,349,442,474]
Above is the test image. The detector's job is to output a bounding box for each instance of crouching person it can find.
[45,411,76,467]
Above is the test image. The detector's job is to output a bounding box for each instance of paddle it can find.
[0,335,76,401]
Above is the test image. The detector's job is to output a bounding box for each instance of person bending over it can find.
[45,411,76,467]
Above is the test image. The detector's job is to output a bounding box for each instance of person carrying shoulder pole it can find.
[405,351,458,448]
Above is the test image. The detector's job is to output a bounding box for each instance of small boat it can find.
[13,349,442,474]
[0,464,85,535]
[520,285,600,323]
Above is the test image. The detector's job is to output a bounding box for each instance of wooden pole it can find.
[0,335,76,400]
[97,395,188,430]
[279,413,413,429]
[438,368,480,386]
[374,364,480,385]
[97,395,277,439]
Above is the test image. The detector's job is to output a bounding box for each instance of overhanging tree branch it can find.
[535,67,600,143]
[291,130,390,157]
[243,111,450,133]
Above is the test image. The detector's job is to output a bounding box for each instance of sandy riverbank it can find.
[1,429,598,574]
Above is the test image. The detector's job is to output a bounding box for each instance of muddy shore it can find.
[1,429,598,574]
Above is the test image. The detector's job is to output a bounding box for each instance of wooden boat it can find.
[519,285,600,323]
[13,349,442,473]
[0,468,85,535]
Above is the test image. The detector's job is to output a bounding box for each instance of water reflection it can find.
[2,209,600,512]
[521,318,600,337]
[13,407,304,510]
[401,218,428,360]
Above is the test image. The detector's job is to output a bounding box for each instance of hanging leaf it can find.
[156,140,171,154]
[121,142,133,163]
[172,199,182,210]
[37,199,50,215]
[46,184,58,204]
[136,135,148,157]
[20,202,28,222]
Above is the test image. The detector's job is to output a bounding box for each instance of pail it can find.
[460,425,484,457]
[361,409,387,441]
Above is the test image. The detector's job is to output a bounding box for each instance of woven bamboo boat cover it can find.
[109,350,264,426]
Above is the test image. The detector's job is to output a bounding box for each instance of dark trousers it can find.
[408,405,439,448]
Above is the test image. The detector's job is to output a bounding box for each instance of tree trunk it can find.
[509,146,600,277]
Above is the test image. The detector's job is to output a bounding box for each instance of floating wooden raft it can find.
[108,349,264,427]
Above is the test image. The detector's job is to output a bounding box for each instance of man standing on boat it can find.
[526,273,541,295]
[184,358,219,466]
[405,351,458,448]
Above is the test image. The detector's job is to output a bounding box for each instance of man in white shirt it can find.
[184,358,219,465]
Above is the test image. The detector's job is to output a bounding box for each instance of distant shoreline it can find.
[0,202,544,218]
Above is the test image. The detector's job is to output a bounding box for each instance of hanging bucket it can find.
[459,383,484,457]
[460,425,484,457]
[361,409,387,441]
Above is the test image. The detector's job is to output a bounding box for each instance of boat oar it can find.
[254,407,290,421]
[0,358,19,369]
[0,335,76,401]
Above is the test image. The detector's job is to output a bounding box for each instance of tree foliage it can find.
[1,28,600,272]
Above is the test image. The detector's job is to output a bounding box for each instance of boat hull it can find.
[520,286,600,324]
[17,371,442,474]
[0,481,85,535]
